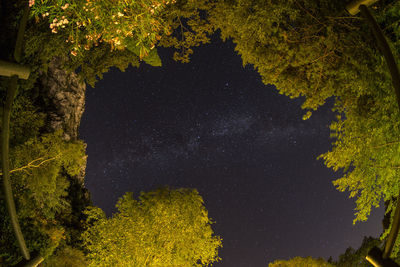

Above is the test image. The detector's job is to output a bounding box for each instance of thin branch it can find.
[294,0,324,26]
[370,164,400,169]
[308,50,334,64]
[0,154,60,176]
[178,17,186,56]
[371,140,400,149]
[325,16,363,20]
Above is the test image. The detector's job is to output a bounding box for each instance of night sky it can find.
[79,37,385,266]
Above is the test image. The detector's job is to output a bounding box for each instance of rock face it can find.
[40,56,87,183]
[40,57,86,141]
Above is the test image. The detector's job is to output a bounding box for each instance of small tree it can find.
[82,187,222,266]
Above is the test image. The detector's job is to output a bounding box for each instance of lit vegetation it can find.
[2,0,400,265]
[269,256,335,267]
[1,0,219,265]
[82,188,222,266]
[211,0,400,258]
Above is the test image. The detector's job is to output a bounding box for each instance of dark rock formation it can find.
[39,56,87,183]
[40,57,86,142]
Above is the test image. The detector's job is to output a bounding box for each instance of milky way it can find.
[102,111,317,174]
[80,38,384,266]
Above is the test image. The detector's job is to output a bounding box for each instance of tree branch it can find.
[369,164,400,169]
[371,140,400,149]
[0,154,60,176]
[308,50,335,64]
[294,0,324,26]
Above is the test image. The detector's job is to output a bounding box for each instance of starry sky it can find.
[79,37,385,266]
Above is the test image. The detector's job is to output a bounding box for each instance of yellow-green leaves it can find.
[30,0,174,58]
[123,36,161,67]
[10,130,86,220]
[269,256,335,267]
[211,0,400,231]
[82,187,222,267]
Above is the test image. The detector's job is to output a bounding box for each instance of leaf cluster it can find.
[82,187,222,267]
[335,236,383,266]
[23,0,215,86]
[158,0,215,62]
[269,256,335,267]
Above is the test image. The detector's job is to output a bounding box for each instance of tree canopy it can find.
[1,0,219,264]
[210,0,400,255]
[81,187,222,267]
[269,236,400,266]
[0,130,87,264]
[3,0,400,264]
[335,236,383,267]
[268,256,335,267]
[26,0,214,86]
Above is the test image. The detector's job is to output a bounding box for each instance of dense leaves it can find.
[30,0,175,58]
[1,0,220,265]
[25,0,214,86]
[270,236,400,266]
[3,0,400,264]
[9,131,86,220]
[157,0,215,62]
[210,0,400,256]
[268,256,335,267]
[210,0,366,113]
[0,130,86,265]
[335,236,384,267]
[42,245,87,267]
[82,188,222,266]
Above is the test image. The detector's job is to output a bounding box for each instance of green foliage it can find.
[8,93,45,145]
[317,1,400,228]
[42,245,87,267]
[30,0,175,57]
[0,199,66,265]
[23,16,142,87]
[4,0,400,264]
[124,36,161,67]
[0,0,218,264]
[274,236,400,267]
[82,187,222,267]
[24,0,215,86]
[0,78,46,146]
[0,131,87,265]
[335,236,383,267]
[68,43,141,87]
[9,131,86,219]
[210,0,400,245]
[210,0,364,112]
[269,256,335,267]
[158,0,215,62]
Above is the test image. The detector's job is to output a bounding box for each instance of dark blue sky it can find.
[79,37,384,266]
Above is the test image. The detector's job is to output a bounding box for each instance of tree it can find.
[29,0,174,58]
[82,187,222,267]
[210,0,376,113]
[278,236,399,267]
[5,0,400,263]
[334,236,384,267]
[210,0,400,255]
[9,130,86,220]
[269,256,335,267]
[0,130,87,265]
[1,0,216,264]
[25,0,215,86]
